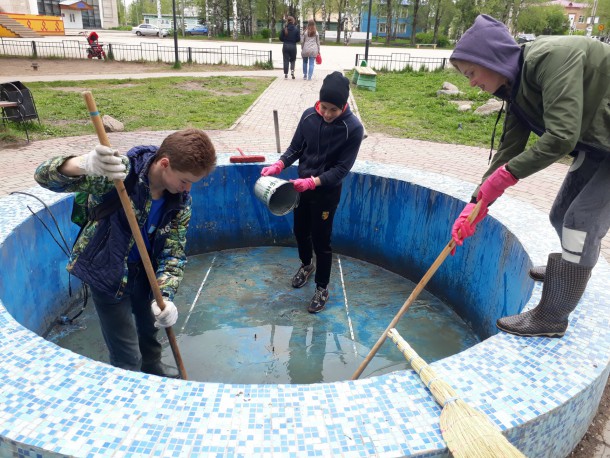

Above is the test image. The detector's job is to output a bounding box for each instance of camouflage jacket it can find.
[34,146,191,300]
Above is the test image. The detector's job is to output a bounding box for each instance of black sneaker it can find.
[292,263,315,288]
[308,286,329,313]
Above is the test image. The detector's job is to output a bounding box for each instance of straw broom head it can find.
[387,329,525,458]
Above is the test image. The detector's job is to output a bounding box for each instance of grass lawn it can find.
[0,76,272,143]
[2,69,538,153]
[350,69,515,148]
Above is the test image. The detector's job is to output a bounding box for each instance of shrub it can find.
[416,32,434,44]
[254,59,274,69]
[436,35,450,47]
[261,28,271,39]
[414,32,450,47]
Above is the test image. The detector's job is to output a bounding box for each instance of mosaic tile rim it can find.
[0,158,608,457]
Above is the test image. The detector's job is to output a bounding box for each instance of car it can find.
[185,24,209,36]
[132,24,168,37]
[516,33,536,44]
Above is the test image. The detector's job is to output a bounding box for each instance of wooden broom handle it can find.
[351,200,483,380]
[82,91,188,380]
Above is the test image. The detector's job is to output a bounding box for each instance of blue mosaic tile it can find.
[0,163,609,456]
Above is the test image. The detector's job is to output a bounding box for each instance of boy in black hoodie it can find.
[261,72,364,313]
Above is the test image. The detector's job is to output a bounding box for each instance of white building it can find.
[59,0,93,29]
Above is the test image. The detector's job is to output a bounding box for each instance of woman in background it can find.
[301,19,320,80]
[279,16,300,79]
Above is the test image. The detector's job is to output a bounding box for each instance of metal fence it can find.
[354,53,448,72]
[0,38,273,67]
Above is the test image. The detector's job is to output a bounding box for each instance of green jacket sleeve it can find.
[34,155,130,195]
[155,195,191,300]
[505,46,586,179]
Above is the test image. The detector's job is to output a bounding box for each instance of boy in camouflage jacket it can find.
[35,129,216,377]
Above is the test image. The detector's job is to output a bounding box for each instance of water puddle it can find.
[47,246,479,383]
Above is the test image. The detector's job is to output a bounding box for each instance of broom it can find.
[229,147,266,163]
[82,91,188,380]
[387,328,525,457]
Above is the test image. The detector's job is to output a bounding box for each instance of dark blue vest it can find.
[71,146,187,298]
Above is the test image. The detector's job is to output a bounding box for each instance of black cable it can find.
[10,191,88,325]
[488,101,505,164]
[10,191,71,255]
[57,284,89,325]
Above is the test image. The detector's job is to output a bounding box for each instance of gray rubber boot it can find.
[529,265,546,282]
[497,253,592,338]
[528,252,561,282]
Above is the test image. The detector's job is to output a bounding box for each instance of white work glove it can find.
[81,145,127,180]
[151,299,178,328]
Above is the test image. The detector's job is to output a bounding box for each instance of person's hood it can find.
[451,15,521,85]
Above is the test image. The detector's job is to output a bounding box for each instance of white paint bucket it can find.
[254,176,300,216]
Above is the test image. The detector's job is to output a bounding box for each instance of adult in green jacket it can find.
[449,14,610,338]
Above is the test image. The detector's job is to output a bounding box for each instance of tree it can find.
[545,6,570,34]
[117,0,128,26]
[374,0,384,39]
[517,4,569,34]
[592,0,610,37]
[409,0,421,44]
[253,0,280,37]
[437,0,455,36]
[452,0,479,39]
[335,0,348,43]
[321,0,328,41]
[598,0,610,23]
[343,0,361,44]
[429,0,454,42]
[516,4,547,33]
[232,0,239,38]
[385,0,393,44]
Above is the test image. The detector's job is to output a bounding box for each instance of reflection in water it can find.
[288,325,325,384]
[47,247,479,383]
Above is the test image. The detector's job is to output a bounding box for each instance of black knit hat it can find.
[319,71,350,109]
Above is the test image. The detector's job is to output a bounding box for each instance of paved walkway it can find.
[1,68,609,456]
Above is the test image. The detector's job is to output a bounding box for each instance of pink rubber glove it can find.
[450,203,489,255]
[261,160,284,177]
[291,177,316,192]
[477,165,518,205]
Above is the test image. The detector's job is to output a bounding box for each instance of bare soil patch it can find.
[49,84,140,92]
[0,56,245,77]
[174,79,257,96]
[568,380,610,457]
